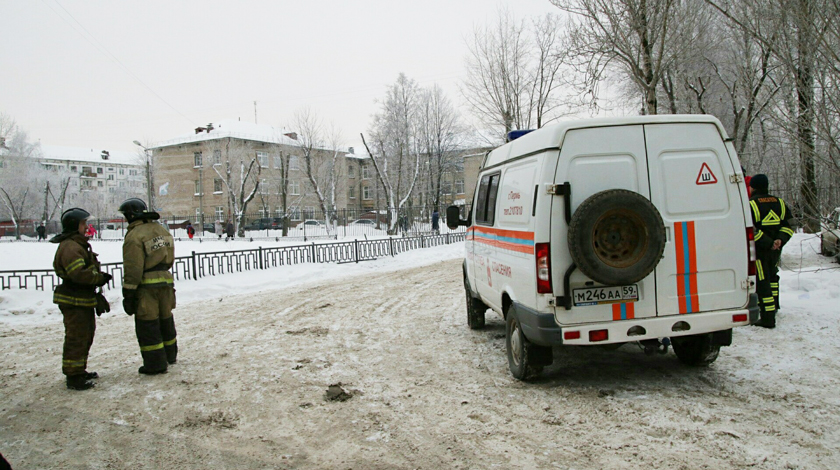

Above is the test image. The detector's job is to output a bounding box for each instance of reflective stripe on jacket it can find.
[123,220,175,290]
[51,233,103,306]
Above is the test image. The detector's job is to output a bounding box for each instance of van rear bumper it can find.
[512,295,760,347]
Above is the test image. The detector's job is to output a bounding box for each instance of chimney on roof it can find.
[206,123,214,132]
[348,147,354,154]
[284,132,298,140]
[100,150,110,160]
[195,126,205,134]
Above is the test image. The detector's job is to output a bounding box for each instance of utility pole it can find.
[133,141,155,209]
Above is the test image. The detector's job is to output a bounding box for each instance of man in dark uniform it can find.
[51,208,112,390]
[119,198,177,375]
[749,174,794,328]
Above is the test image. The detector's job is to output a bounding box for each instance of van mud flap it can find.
[509,302,564,348]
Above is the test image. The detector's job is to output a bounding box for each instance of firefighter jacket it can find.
[122,220,175,291]
[51,233,105,307]
[749,191,794,251]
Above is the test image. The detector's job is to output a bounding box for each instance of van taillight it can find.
[746,228,757,276]
[535,242,551,294]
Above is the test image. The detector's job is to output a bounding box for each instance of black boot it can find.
[138,366,167,375]
[83,371,99,380]
[66,374,94,390]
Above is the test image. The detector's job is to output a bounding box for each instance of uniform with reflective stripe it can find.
[749,191,792,327]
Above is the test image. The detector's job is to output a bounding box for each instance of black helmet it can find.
[61,207,91,233]
[119,198,158,222]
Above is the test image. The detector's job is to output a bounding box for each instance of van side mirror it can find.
[446,205,468,230]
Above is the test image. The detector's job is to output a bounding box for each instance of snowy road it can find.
[2,249,840,469]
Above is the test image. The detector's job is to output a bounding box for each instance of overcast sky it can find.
[1,0,560,153]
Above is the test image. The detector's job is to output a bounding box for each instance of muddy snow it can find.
[2,238,840,469]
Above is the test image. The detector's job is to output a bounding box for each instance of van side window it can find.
[475,173,501,225]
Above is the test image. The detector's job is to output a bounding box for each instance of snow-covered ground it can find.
[1,234,839,469]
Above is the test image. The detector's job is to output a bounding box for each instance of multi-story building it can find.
[150,119,377,226]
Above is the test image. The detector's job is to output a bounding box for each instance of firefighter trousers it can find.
[134,286,177,371]
[756,249,781,326]
[59,305,96,376]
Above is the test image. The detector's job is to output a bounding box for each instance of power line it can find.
[41,0,195,126]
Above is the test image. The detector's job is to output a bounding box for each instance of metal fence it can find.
[0,231,466,291]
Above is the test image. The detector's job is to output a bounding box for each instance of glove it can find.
[97,272,113,286]
[122,288,138,316]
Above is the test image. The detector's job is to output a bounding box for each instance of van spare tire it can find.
[568,189,666,286]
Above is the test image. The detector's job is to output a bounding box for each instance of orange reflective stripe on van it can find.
[468,226,534,254]
[674,221,700,314]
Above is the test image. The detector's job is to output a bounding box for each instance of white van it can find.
[447,115,759,380]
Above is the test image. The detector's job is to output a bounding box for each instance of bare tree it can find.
[0,114,42,238]
[462,10,571,140]
[554,0,702,115]
[291,108,344,233]
[416,85,464,211]
[209,139,261,237]
[361,74,423,234]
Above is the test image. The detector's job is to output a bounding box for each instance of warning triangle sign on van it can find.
[696,162,718,185]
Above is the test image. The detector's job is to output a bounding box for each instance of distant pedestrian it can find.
[36,223,46,241]
[431,209,440,234]
[225,220,235,241]
[749,174,793,328]
[186,221,195,240]
[215,220,223,239]
[85,223,97,239]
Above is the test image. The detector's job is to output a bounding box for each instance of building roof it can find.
[40,144,140,166]
[152,119,301,149]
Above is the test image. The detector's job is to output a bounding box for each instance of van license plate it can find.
[573,285,638,306]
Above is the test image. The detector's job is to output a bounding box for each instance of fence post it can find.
[191,251,198,280]
[354,238,359,263]
[259,246,264,269]
[446,233,450,244]
[421,235,425,248]
[389,237,394,257]
[310,242,316,263]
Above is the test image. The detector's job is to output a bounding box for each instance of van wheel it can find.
[672,334,721,366]
[465,277,486,330]
[568,189,666,286]
[506,310,543,380]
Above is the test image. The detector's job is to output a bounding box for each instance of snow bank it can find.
[0,241,465,326]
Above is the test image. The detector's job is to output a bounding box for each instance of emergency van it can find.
[447,115,760,380]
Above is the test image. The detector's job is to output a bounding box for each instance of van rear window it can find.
[475,173,500,225]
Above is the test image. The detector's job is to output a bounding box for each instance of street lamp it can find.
[133,140,155,210]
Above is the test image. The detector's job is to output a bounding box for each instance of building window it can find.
[348,165,356,178]
[195,208,202,220]
[363,185,371,200]
[194,152,203,167]
[303,206,315,220]
[97,167,103,174]
[362,165,371,179]
[289,206,301,221]
[119,168,124,175]
[348,186,356,199]
[97,181,103,187]
[129,169,137,176]
[82,166,92,175]
[257,151,268,168]
[215,206,224,221]
[258,206,269,218]
[442,182,451,195]
[194,180,202,195]
[275,207,285,218]
[289,156,299,171]
[108,187,115,193]
[213,149,221,165]
[290,180,300,195]
[119,181,125,188]
[107,174,114,180]
[274,155,282,169]
[259,178,267,194]
[455,180,464,194]
[70,165,77,172]
[108,167,115,172]
[214,178,223,193]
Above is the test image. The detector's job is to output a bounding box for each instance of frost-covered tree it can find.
[0,113,43,238]
[416,85,464,211]
[208,139,261,237]
[361,74,423,234]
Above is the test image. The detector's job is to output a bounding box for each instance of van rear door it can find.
[551,125,658,325]
[644,123,749,316]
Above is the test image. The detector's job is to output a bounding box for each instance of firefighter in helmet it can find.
[749,174,794,328]
[119,198,177,374]
[51,207,112,390]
